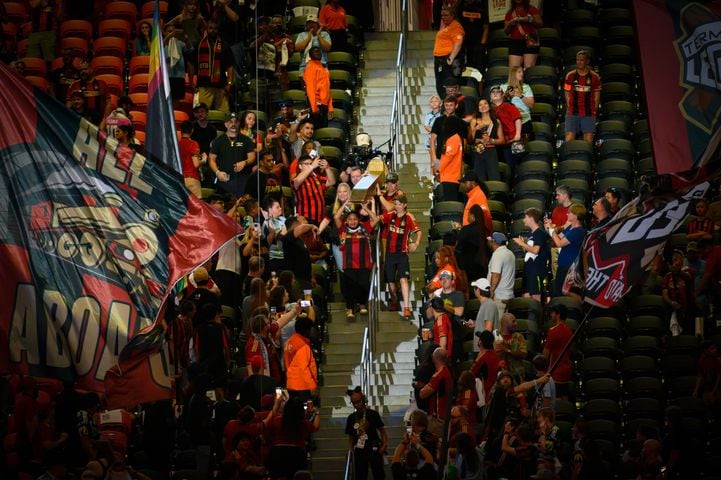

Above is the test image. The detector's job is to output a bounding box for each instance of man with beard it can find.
[195,20,234,113]
[66,60,109,120]
[345,386,388,480]
[244,149,282,202]
[209,112,257,196]
[51,47,80,102]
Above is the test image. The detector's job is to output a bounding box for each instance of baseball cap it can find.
[226,111,238,121]
[471,278,490,292]
[489,85,503,93]
[687,241,698,252]
[193,102,209,112]
[275,99,294,108]
[547,303,568,317]
[249,355,263,371]
[306,13,318,23]
[356,132,371,147]
[194,267,209,283]
[439,270,454,280]
[460,171,480,183]
[386,172,399,183]
[488,232,507,244]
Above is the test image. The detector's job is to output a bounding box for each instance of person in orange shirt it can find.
[433,8,465,97]
[460,171,492,232]
[319,0,348,52]
[284,316,317,401]
[302,47,333,130]
[438,131,464,202]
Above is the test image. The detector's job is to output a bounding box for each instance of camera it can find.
[301,300,311,307]
[275,387,282,397]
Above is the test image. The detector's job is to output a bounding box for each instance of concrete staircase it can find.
[310,30,437,479]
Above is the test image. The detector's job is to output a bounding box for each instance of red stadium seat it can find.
[93,36,127,58]
[96,74,125,97]
[129,55,150,76]
[129,110,147,131]
[16,38,27,57]
[60,20,93,42]
[98,19,132,44]
[141,1,168,20]
[91,56,124,77]
[59,36,89,58]
[20,57,46,77]
[134,130,146,144]
[174,110,189,123]
[2,22,18,43]
[104,1,138,26]
[128,73,149,93]
[129,93,148,113]
[25,76,49,92]
[51,56,82,71]
[35,377,63,398]
[3,2,28,24]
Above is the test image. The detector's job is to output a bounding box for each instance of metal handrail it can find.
[343,447,353,480]
[389,0,408,172]
[360,326,369,396]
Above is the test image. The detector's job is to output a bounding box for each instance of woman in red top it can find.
[471,330,500,400]
[456,370,479,426]
[265,395,320,479]
[503,0,542,69]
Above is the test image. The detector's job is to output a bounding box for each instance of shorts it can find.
[508,38,540,57]
[385,252,410,282]
[524,270,544,295]
[565,114,596,134]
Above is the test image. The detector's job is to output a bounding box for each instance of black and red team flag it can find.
[564,182,710,308]
[634,0,721,178]
[0,62,240,407]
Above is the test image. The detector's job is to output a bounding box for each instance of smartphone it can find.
[275,387,282,397]
[270,307,277,314]
[300,300,311,307]
[304,401,308,411]
[406,422,413,435]
[309,149,318,159]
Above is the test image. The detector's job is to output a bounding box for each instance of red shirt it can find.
[433,313,454,359]
[456,389,478,425]
[504,6,540,40]
[471,350,500,399]
[551,205,570,230]
[294,172,326,224]
[545,322,573,382]
[427,366,453,419]
[493,102,521,141]
[180,137,201,180]
[662,271,693,308]
[563,69,602,117]
[340,220,373,270]
[688,217,715,236]
[67,78,108,115]
[223,419,262,459]
[267,415,318,448]
[381,211,420,254]
[319,3,348,30]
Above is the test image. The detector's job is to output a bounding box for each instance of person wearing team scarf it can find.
[335,202,375,320]
[195,20,234,113]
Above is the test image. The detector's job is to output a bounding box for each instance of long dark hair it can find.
[456,432,481,473]
[268,286,287,311]
[507,0,531,14]
[468,204,487,234]
[281,396,306,438]
[473,98,500,130]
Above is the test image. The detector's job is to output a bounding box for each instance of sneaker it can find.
[346,309,355,320]
[359,305,369,315]
[403,307,412,318]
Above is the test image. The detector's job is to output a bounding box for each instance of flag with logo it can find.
[146,0,182,174]
[563,182,710,308]
[0,62,240,404]
[634,0,721,177]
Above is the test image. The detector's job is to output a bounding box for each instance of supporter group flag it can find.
[634,0,721,178]
[145,0,182,174]
[0,62,240,407]
[563,182,710,308]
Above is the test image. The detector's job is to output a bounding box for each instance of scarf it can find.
[251,333,270,376]
[198,35,223,85]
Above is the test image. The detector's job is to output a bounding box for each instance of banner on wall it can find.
[0,62,240,403]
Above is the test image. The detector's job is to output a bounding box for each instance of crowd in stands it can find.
[2,0,721,480]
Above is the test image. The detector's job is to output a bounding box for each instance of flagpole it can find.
[548,305,595,376]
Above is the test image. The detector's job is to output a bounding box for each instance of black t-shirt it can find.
[282,232,312,283]
[431,114,468,159]
[191,122,218,154]
[210,134,254,195]
[525,227,550,276]
[238,374,278,411]
[457,1,489,39]
[345,408,385,449]
[244,169,283,202]
[190,288,221,327]
[392,462,437,480]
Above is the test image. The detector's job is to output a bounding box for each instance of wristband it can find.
[215,170,221,177]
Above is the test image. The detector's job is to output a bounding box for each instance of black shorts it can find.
[524,270,544,295]
[385,252,410,282]
[508,38,540,57]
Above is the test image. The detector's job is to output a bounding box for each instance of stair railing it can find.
[389,0,408,172]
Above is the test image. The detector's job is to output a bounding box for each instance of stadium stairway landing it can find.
[311,31,436,479]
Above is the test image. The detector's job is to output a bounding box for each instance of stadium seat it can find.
[625,376,663,399]
[638,138,653,160]
[660,354,696,379]
[327,52,356,74]
[129,73,149,93]
[602,44,635,65]
[531,122,553,143]
[141,1,169,19]
[602,100,636,127]
[600,8,632,28]
[20,57,46,77]
[671,396,705,418]
[665,335,699,356]
[314,127,346,152]
[287,70,302,90]
[331,89,353,114]
[623,336,661,358]
[485,181,511,204]
[625,397,663,420]
[629,294,667,318]
[559,140,593,163]
[93,36,127,58]
[586,419,619,443]
[286,53,302,72]
[568,27,602,49]
[594,177,630,198]
[563,8,596,29]
[596,158,632,181]
[585,316,622,339]
[506,297,542,322]
[563,46,596,67]
[628,315,666,337]
[515,160,551,183]
[129,93,148,113]
[25,76,49,92]
[429,221,456,241]
[583,377,620,401]
[514,179,549,204]
[4,2,28,23]
[524,140,554,163]
[510,198,545,220]
[330,70,354,90]
[556,159,591,181]
[60,20,93,42]
[129,56,150,76]
[547,296,584,321]
[523,66,557,87]
[621,355,659,380]
[509,219,529,238]
[601,82,634,103]
[96,74,124,97]
[530,103,557,125]
[431,201,464,222]
[485,66,509,87]
[667,375,697,398]
[583,337,621,359]
[633,119,650,144]
[581,356,617,380]
[599,138,635,162]
[582,398,620,421]
[600,63,635,84]
[556,178,590,204]
[491,220,507,235]
[487,29,511,49]
[487,48,509,67]
[174,110,190,124]
[536,46,560,68]
[129,111,147,132]
[537,28,562,51]
[487,200,508,221]
[104,1,138,25]
[59,37,89,58]
[596,120,630,141]
[98,19,133,44]
[319,145,342,165]
[91,56,124,77]
[528,84,557,106]
[281,89,308,109]
[637,157,656,178]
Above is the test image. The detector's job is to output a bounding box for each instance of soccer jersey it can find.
[381,211,419,254]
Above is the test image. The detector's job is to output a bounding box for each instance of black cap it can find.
[461,171,480,183]
[275,99,294,108]
[547,303,568,317]
[193,102,209,112]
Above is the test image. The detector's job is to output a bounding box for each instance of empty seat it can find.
[129,93,148,113]
[129,111,147,131]
[586,419,619,443]
[563,8,596,29]
[536,46,560,68]
[91,56,124,77]
[431,201,464,222]
[583,377,620,401]
[602,44,634,65]
[59,37,89,58]
[25,76,49,92]
[487,29,512,49]
[600,8,632,28]
[485,181,511,204]
[559,140,593,162]
[625,397,663,420]
[624,376,663,399]
[528,83,557,106]
[60,20,93,42]
[628,315,666,337]
[530,102,557,125]
[582,398,620,420]
[429,221,456,241]
[104,1,138,25]
[20,57,46,77]
[563,46,596,67]
[98,19,133,44]
[584,337,621,359]
[523,65,557,87]
[327,52,356,73]
[511,199,545,220]
[96,74,124,97]
[629,295,667,318]
[586,316,622,339]
[506,297,542,322]
[485,66,509,87]
[3,2,28,23]
[141,1,168,19]
[581,356,617,380]
[329,70,354,90]
[599,138,635,161]
[129,73,149,93]
[594,177,630,198]
[515,160,551,182]
[537,28,562,51]
[524,140,554,163]
[531,121,553,143]
[314,127,346,152]
[661,354,696,379]
[597,158,632,180]
[601,81,634,103]
[600,63,635,84]
[129,56,150,76]
[514,179,549,204]
[621,355,659,380]
[568,26,602,48]
[623,336,661,358]
[602,100,635,128]
[487,47,509,67]
[556,159,591,181]
[93,36,127,58]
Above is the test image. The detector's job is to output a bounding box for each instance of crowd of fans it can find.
[2,0,721,480]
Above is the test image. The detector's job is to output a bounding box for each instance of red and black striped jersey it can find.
[381,211,419,254]
[340,221,373,269]
[294,172,326,224]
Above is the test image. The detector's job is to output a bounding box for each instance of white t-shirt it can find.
[488,245,516,300]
